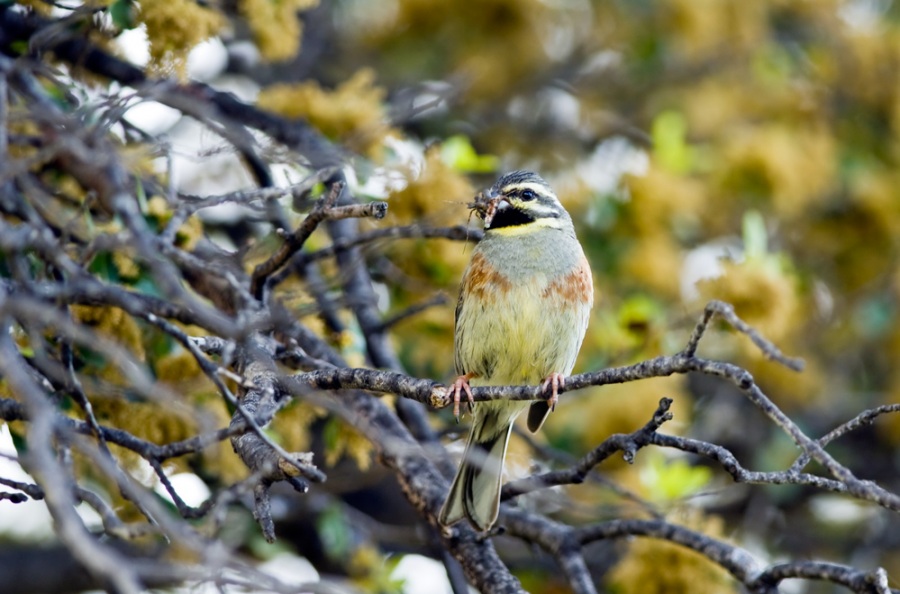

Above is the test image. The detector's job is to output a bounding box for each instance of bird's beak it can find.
[473,189,509,229]
[483,197,511,229]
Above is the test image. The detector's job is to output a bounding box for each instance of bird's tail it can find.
[439,409,514,531]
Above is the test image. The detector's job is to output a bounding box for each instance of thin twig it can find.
[789,403,900,473]
[375,292,450,332]
[250,182,388,298]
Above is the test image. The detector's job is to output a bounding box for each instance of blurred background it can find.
[3,0,900,592]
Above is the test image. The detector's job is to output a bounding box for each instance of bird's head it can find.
[470,170,570,233]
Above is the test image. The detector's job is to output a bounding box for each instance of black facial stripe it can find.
[488,207,535,229]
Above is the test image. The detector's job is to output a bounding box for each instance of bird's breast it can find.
[454,243,593,386]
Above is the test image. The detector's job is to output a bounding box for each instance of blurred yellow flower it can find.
[257,69,390,157]
[239,0,319,62]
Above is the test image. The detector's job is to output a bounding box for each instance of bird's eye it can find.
[520,189,537,201]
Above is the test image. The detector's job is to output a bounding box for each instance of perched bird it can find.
[439,170,593,531]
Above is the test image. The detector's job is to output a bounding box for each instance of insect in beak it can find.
[469,189,507,229]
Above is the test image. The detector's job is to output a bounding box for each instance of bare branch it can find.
[250,182,388,298]
[681,300,804,371]
[291,223,480,268]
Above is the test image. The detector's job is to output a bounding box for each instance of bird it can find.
[438,170,593,531]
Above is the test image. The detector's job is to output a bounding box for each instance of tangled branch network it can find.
[0,8,897,594]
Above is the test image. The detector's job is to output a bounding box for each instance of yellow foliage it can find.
[680,79,748,138]
[257,70,390,156]
[347,543,381,577]
[548,376,691,463]
[268,401,326,453]
[878,373,900,446]
[742,347,824,410]
[190,397,248,483]
[663,0,767,62]
[620,235,684,299]
[175,213,203,251]
[324,419,373,471]
[138,0,225,76]
[146,195,171,223]
[146,195,202,251]
[152,350,247,481]
[624,164,705,237]
[850,170,900,239]
[832,29,900,119]
[395,306,456,379]
[154,349,203,383]
[18,0,54,14]
[120,144,161,180]
[112,250,141,280]
[383,148,475,374]
[239,0,319,62]
[800,203,894,295]
[585,310,642,363]
[695,259,798,345]
[71,305,146,363]
[104,399,194,445]
[608,507,738,594]
[389,147,475,224]
[717,124,836,220]
[360,0,567,101]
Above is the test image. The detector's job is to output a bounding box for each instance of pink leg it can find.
[450,373,477,420]
[540,372,566,412]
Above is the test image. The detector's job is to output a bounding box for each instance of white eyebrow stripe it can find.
[501,182,558,200]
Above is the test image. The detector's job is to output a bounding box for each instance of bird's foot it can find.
[540,372,566,412]
[450,373,477,421]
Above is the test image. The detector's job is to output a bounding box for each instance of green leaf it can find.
[88,252,120,283]
[247,533,293,559]
[651,110,693,174]
[322,417,340,452]
[135,178,148,215]
[316,503,351,560]
[618,294,664,334]
[853,296,895,340]
[440,135,499,173]
[109,0,137,31]
[9,424,28,455]
[752,44,793,86]
[742,210,768,260]
[9,41,28,56]
[640,454,712,502]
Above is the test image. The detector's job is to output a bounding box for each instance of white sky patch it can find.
[154,472,212,508]
[508,87,582,134]
[577,49,622,78]
[123,100,183,136]
[116,28,231,137]
[809,494,879,526]
[114,26,151,68]
[0,424,55,541]
[576,136,649,196]
[392,554,454,594]
[257,553,320,586]
[187,38,229,82]
[114,27,227,82]
[838,0,891,31]
[680,239,743,303]
[535,0,593,61]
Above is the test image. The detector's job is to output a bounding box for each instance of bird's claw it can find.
[540,372,566,412]
[450,374,476,421]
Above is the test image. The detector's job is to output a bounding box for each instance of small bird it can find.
[439,170,593,531]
